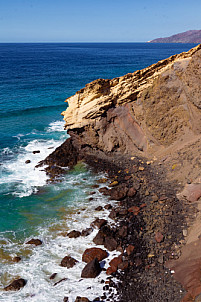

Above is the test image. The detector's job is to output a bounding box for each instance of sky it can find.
[0,0,201,42]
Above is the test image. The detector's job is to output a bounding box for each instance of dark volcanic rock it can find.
[75,297,90,302]
[4,278,27,291]
[81,258,101,278]
[50,273,57,280]
[82,247,108,263]
[93,230,105,245]
[104,236,118,251]
[33,150,40,154]
[81,227,93,237]
[67,230,81,238]
[26,238,42,246]
[12,256,21,263]
[91,218,107,229]
[63,297,69,302]
[25,160,31,164]
[60,256,78,268]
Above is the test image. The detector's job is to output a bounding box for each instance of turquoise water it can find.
[0,42,197,301]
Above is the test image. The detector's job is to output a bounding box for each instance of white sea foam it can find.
[46,120,66,132]
[0,120,67,197]
[0,178,119,302]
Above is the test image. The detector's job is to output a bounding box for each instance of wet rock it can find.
[82,247,108,263]
[99,187,109,195]
[81,228,93,237]
[106,266,117,275]
[63,297,69,302]
[67,230,81,238]
[54,278,68,286]
[91,218,107,229]
[95,206,103,211]
[32,150,40,154]
[26,238,42,246]
[50,273,57,280]
[104,236,118,251]
[81,258,101,278]
[25,160,31,164]
[93,230,105,245]
[4,278,27,291]
[12,256,21,263]
[104,204,112,210]
[75,297,90,302]
[60,256,78,268]
[109,255,122,269]
[155,232,164,243]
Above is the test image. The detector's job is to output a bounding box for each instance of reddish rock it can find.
[128,206,140,215]
[4,278,27,291]
[118,209,128,216]
[81,258,101,278]
[91,218,107,229]
[125,175,131,180]
[26,238,42,246]
[60,256,78,268]
[109,255,122,269]
[99,187,110,195]
[67,230,81,238]
[127,187,137,197]
[13,256,21,263]
[155,232,164,243]
[82,247,108,263]
[126,244,135,256]
[106,266,117,275]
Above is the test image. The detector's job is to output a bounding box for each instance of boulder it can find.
[32,150,40,154]
[91,218,107,229]
[81,227,93,237]
[82,247,108,263]
[4,278,26,291]
[81,258,101,278]
[104,236,118,251]
[25,160,31,164]
[26,238,42,246]
[12,256,21,262]
[75,297,90,302]
[61,256,78,268]
[67,230,81,238]
[93,230,105,245]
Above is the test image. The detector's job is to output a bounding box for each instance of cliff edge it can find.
[62,44,201,186]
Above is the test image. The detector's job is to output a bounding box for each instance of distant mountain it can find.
[149,30,201,43]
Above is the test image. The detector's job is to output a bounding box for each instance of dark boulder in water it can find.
[60,255,78,268]
[81,258,101,278]
[4,278,27,291]
[26,238,42,246]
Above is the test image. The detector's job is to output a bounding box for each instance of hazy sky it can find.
[0,0,201,42]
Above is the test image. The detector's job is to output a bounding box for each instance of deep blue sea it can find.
[0,43,196,301]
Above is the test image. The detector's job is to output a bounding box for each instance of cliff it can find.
[149,30,201,43]
[62,43,201,185]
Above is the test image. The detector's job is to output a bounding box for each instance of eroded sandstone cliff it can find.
[62,44,201,185]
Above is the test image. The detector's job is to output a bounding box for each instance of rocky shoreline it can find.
[34,139,197,301]
[7,43,201,301]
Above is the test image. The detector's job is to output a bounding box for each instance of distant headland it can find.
[148,29,201,43]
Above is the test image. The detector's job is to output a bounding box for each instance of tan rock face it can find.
[62,44,201,156]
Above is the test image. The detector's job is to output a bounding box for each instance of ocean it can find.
[0,42,196,301]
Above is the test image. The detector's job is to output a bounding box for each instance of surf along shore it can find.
[41,43,201,301]
[7,44,201,301]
